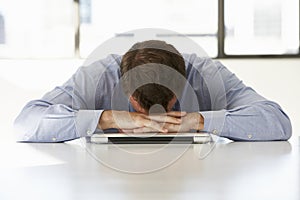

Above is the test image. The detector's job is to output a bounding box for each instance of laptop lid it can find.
[90,132,212,144]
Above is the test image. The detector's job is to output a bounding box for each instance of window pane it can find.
[80,0,218,57]
[0,0,74,58]
[225,0,299,55]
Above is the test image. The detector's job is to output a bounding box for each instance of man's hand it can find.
[118,112,204,133]
[98,110,187,133]
[163,112,204,132]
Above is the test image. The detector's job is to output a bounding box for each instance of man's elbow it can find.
[278,116,292,141]
[13,117,33,142]
[264,102,292,141]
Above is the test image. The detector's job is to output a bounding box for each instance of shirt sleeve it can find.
[14,56,114,142]
[197,59,292,141]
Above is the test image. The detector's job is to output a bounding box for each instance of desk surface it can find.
[1,138,299,200]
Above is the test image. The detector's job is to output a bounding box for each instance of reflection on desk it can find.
[0,140,298,200]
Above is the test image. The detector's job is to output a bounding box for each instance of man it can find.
[14,40,292,142]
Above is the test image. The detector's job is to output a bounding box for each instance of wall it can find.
[0,58,299,143]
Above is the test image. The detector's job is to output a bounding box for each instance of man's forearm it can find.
[201,101,292,141]
[120,112,204,133]
[14,100,102,142]
[98,110,116,130]
[99,111,190,133]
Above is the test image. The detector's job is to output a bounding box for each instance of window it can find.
[224,0,299,55]
[79,0,218,57]
[0,0,74,58]
[0,0,298,58]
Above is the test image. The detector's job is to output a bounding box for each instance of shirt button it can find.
[87,130,92,135]
[247,134,252,139]
[52,137,57,141]
[212,129,218,135]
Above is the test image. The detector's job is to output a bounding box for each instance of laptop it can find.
[90,132,212,144]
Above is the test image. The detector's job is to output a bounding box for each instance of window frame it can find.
[217,0,300,58]
[74,0,300,59]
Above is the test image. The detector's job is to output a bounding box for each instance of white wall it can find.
[0,58,299,143]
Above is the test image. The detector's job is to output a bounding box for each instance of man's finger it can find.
[165,111,187,117]
[132,127,157,133]
[151,111,186,117]
[141,118,168,133]
[163,123,180,133]
[147,115,182,124]
[120,129,133,133]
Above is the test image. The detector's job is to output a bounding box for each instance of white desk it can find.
[0,138,299,200]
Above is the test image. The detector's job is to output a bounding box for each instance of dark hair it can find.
[120,40,186,111]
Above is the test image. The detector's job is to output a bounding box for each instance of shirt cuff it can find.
[75,110,104,137]
[200,110,227,136]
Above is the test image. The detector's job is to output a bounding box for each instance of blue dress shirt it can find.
[14,54,292,142]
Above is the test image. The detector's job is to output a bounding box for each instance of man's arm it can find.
[192,55,292,141]
[201,100,292,141]
[14,64,105,142]
[14,54,124,142]
[14,99,103,142]
[140,56,292,141]
[124,112,203,133]
[100,110,187,133]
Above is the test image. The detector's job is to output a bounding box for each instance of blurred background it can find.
[0,0,299,143]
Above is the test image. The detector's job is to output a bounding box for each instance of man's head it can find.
[120,40,186,114]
